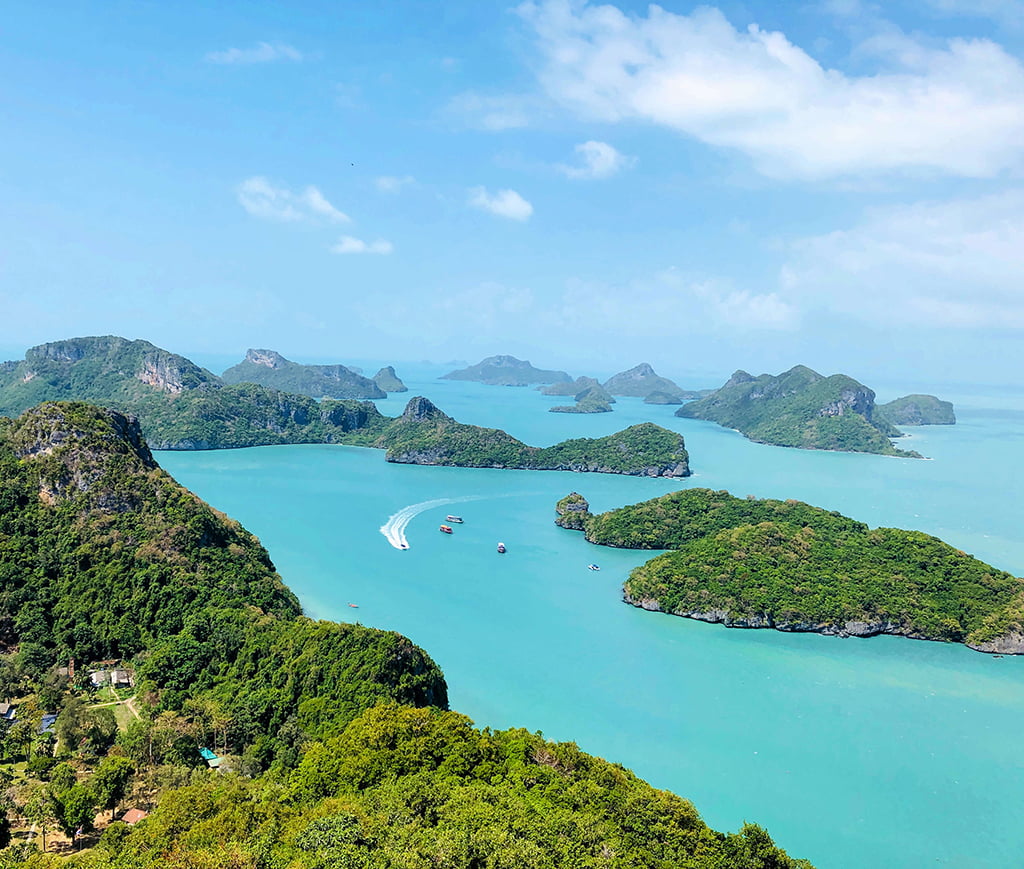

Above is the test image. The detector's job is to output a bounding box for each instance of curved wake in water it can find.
[380,497,473,550]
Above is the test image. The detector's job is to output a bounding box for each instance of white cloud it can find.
[206,42,303,65]
[237,177,350,223]
[332,236,394,255]
[468,187,534,221]
[517,0,1024,179]
[375,175,416,193]
[558,141,633,179]
[782,190,1024,328]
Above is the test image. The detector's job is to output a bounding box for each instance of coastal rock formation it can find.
[603,363,688,400]
[222,348,385,399]
[442,354,571,386]
[676,365,919,457]
[373,365,408,393]
[876,394,956,426]
[555,492,592,530]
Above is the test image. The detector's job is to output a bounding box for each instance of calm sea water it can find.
[159,368,1024,869]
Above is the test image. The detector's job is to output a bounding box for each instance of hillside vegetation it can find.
[221,348,385,399]
[0,404,809,867]
[676,366,920,456]
[556,488,1024,652]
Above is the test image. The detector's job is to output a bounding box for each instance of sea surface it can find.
[159,367,1024,869]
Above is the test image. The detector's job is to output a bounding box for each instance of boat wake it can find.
[380,497,479,550]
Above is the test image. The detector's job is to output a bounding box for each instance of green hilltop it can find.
[875,394,956,426]
[556,488,1024,653]
[0,404,809,867]
[221,348,386,398]
[676,365,920,457]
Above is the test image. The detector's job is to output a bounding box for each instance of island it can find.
[876,394,956,426]
[603,363,698,401]
[0,337,691,475]
[0,402,810,866]
[555,488,1024,653]
[549,384,615,414]
[441,354,571,386]
[539,375,606,396]
[372,364,408,393]
[222,348,385,399]
[676,365,920,457]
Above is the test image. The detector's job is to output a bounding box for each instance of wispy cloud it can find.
[517,0,1024,179]
[206,42,303,65]
[237,177,350,223]
[782,190,1024,328]
[332,236,394,255]
[468,187,534,221]
[375,175,416,194]
[923,0,1024,25]
[447,92,534,130]
[558,141,634,179]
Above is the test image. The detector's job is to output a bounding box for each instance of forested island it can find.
[876,394,956,426]
[676,366,926,456]
[549,384,615,414]
[441,354,571,386]
[556,488,1024,653]
[0,402,809,866]
[222,348,387,398]
[0,338,689,475]
[603,363,701,402]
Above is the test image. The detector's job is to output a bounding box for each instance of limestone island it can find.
[603,363,702,402]
[222,348,385,398]
[0,337,690,475]
[676,365,924,457]
[549,384,615,414]
[0,401,808,865]
[876,394,956,426]
[372,364,408,393]
[539,375,607,397]
[442,354,571,386]
[555,488,1024,654]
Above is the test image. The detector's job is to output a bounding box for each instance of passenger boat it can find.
[496,542,506,553]
[587,564,600,571]
[446,515,464,523]
[440,525,453,534]
[348,602,359,608]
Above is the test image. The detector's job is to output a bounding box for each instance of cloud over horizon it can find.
[558,141,633,179]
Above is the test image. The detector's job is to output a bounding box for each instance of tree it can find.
[93,755,134,820]
[20,781,56,852]
[49,761,76,793]
[53,782,96,845]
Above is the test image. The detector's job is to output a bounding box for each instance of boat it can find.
[440,525,453,534]
[446,515,464,523]
[587,564,600,571]
[496,542,506,553]
[348,603,359,608]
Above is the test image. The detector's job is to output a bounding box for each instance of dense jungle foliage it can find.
[0,403,809,866]
[559,488,1024,647]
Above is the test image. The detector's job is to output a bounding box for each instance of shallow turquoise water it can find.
[159,372,1024,869]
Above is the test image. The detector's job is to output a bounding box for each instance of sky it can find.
[2,0,1024,385]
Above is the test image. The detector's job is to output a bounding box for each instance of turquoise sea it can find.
[159,366,1024,869]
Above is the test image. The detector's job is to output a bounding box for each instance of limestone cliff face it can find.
[555,493,592,530]
[400,396,454,423]
[9,402,157,511]
[245,348,288,369]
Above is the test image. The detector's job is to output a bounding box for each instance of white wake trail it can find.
[380,497,469,550]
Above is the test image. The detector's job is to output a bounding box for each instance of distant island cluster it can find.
[443,354,955,458]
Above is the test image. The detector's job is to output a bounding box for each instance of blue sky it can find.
[2,0,1023,385]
